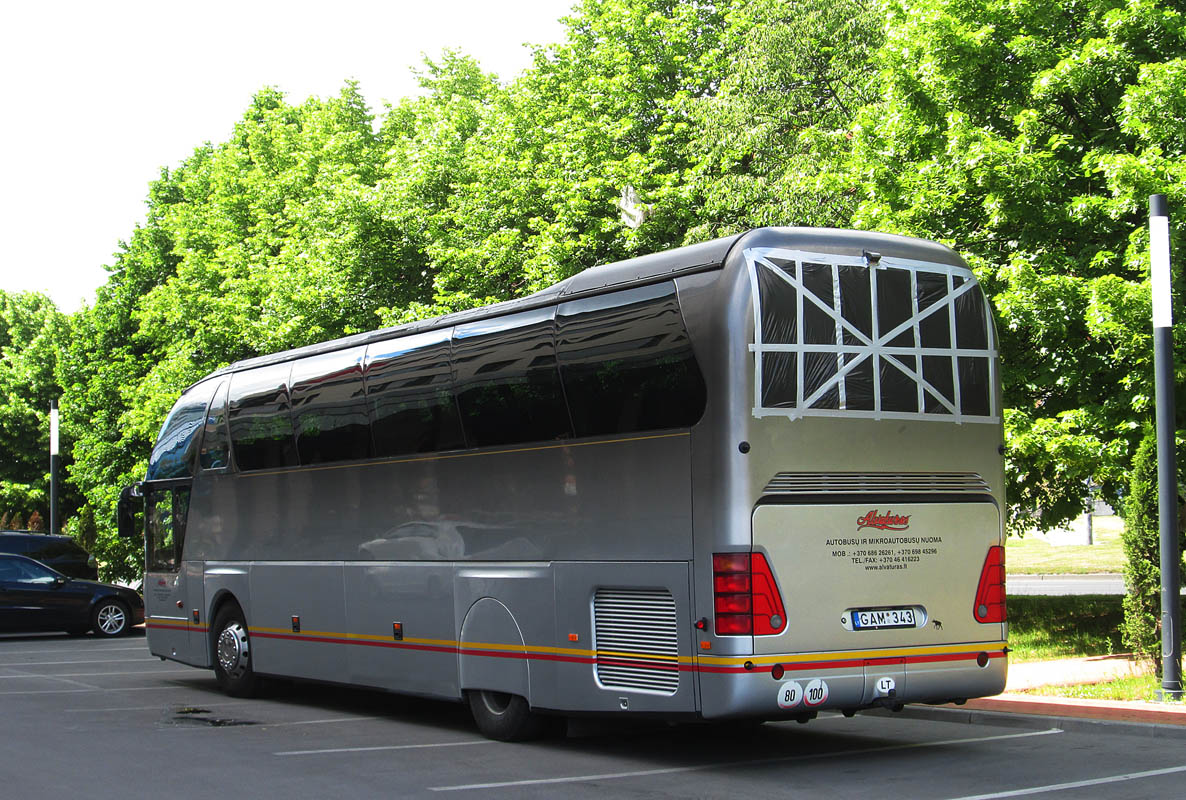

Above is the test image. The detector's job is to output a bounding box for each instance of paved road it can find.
[1008,574,1125,595]
[3,631,1186,798]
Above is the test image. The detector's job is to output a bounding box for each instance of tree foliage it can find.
[840,0,1186,530]
[0,291,69,527]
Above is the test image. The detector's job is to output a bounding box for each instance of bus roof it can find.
[201,226,965,383]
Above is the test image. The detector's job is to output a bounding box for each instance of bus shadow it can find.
[195,677,902,762]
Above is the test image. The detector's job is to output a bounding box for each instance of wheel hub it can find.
[96,604,126,634]
[480,690,512,716]
[217,622,250,678]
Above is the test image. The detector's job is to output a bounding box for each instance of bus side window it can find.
[290,345,373,465]
[227,364,299,472]
[366,329,465,456]
[453,308,573,448]
[146,487,190,573]
[200,380,230,471]
[557,282,707,437]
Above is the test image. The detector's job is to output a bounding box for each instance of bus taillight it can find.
[973,545,1007,623]
[713,552,788,636]
[751,553,787,635]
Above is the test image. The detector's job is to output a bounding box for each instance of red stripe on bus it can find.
[697,650,1006,674]
[239,630,1003,676]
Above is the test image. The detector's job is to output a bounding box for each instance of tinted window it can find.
[366,329,465,456]
[558,283,707,437]
[453,308,572,448]
[228,365,298,471]
[290,346,373,465]
[146,379,220,480]
[200,380,230,470]
[0,534,31,554]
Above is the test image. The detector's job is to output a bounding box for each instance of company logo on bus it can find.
[856,510,911,531]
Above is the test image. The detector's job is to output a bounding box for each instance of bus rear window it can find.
[748,249,997,423]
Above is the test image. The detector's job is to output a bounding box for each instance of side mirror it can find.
[117,484,142,539]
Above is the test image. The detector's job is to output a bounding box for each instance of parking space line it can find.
[276,740,496,756]
[0,658,156,667]
[0,683,195,696]
[266,716,382,728]
[428,728,1062,792]
[0,645,146,656]
[943,763,1186,799]
[66,701,254,713]
[0,669,192,680]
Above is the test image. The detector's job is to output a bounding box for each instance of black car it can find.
[0,531,98,580]
[0,554,144,637]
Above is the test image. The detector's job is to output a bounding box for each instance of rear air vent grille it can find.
[593,588,680,695]
[764,472,990,495]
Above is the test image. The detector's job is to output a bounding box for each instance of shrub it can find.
[1122,426,1186,676]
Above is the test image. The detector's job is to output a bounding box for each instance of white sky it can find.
[0,0,574,312]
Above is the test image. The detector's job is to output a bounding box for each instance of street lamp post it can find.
[49,399,59,536]
[1151,193,1183,701]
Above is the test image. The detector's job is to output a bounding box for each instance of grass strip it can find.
[1022,674,1159,701]
[1007,595,1124,662]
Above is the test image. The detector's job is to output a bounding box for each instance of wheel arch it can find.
[458,597,530,701]
[206,589,244,662]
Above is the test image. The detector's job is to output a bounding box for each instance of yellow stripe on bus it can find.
[203,620,1005,668]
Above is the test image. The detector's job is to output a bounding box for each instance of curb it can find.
[878,696,1186,740]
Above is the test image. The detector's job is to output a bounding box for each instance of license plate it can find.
[852,607,916,630]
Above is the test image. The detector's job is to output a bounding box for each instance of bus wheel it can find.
[213,606,258,697]
[466,689,557,742]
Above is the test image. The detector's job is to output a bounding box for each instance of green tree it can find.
[61,83,403,580]
[685,0,883,239]
[378,0,743,324]
[0,291,69,527]
[838,0,1186,530]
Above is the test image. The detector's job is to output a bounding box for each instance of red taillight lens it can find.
[715,593,752,614]
[714,574,751,593]
[750,553,787,636]
[974,545,1007,623]
[712,552,787,636]
[715,614,752,635]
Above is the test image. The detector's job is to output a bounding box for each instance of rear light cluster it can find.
[713,552,787,636]
[974,545,1006,623]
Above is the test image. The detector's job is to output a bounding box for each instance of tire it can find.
[91,599,130,637]
[466,689,562,742]
[212,605,259,698]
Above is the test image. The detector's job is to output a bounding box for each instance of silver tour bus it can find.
[120,227,1006,740]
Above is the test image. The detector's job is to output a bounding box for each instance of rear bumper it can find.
[697,642,1007,719]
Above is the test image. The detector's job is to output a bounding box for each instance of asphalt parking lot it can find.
[3,630,1186,799]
